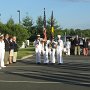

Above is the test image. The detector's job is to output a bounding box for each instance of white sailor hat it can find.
[1,34,4,37]
[57,35,61,38]
[0,34,3,37]
[37,34,40,37]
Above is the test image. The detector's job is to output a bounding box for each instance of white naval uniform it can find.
[66,41,71,56]
[34,40,41,63]
[56,39,64,64]
[0,41,5,67]
[43,40,50,64]
[41,42,44,55]
[50,41,56,64]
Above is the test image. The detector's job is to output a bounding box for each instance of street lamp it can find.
[17,10,21,24]
[0,13,1,21]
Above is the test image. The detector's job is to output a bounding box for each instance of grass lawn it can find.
[17,45,35,59]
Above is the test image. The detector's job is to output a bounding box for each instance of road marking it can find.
[0,80,60,83]
[80,73,90,75]
[0,80,90,85]
[7,66,44,68]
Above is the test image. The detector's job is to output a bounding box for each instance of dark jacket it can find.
[9,40,14,50]
[83,40,88,48]
[4,39,10,51]
[74,38,80,46]
[13,41,18,52]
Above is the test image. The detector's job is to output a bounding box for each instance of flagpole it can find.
[51,10,54,41]
[43,8,47,41]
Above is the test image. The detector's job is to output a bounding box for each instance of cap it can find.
[37,34,40,37]
[0,34,3,37]
[57,35,61,38]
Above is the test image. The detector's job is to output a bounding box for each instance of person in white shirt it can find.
[43,40,50,64]
[66,39,71,56]
[0,34,6,69]
[50,37,57,64]
[56,35,64,64]
[33,35,42,64]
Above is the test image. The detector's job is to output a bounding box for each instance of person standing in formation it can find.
[56,35,64,64]
[50,37,57,64]
[0,34,6,69]
[43,40,50,64]
[66,39,71,56]
[33,35,42,64]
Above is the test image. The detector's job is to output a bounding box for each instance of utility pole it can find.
[17,10,21,24]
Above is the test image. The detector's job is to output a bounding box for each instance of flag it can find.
[51,11,54,40]
[43,8,47,41]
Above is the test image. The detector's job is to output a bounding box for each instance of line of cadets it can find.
[0,34,18,69]
[34,34,64,65]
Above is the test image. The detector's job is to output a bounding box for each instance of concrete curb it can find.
[17,54,34,60]
[21,55,34,60]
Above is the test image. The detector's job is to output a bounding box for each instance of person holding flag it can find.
[49,11,57,64]
[43,8,49,64]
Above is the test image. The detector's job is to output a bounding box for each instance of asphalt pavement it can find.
[0,55,90,90]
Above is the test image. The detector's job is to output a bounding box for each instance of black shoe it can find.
[50,63,55,65]
[37,62,41,65]
[58,63,62,65]
[44,63,48,65]
[13,62,16,63]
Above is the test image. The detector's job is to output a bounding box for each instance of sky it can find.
[0,0,90,29]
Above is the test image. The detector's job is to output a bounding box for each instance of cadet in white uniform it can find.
[56,35,64,64]
[33,35,41,64]
[43,40,50,64]
[41,39,45,55]
[66,39,71,56]
[0,34,6,69]
[50,38,56,64]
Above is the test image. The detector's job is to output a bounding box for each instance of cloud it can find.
[62,0,90,2]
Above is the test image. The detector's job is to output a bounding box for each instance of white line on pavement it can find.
[0,80,90,85]
[7,66,44,68]
[0,80,60,83]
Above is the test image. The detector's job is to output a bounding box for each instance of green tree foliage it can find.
[22,15,36,41]
[22,15,33,35]
[36,16,43,38]
[0,18,29,46]
[47,18,60,39]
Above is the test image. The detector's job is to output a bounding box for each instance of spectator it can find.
[83,38,88,56]
[4,34,10,65]
[9,36,14,64]
[74,35,80,55]
[13,36,18,63]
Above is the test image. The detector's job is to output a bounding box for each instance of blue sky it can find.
[0,0,90,29]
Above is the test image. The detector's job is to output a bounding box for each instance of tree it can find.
[69,28,76,36]
[12,24,29,46]
[36,16,43,37]
[22,15,33,35]
[47,18,60,39]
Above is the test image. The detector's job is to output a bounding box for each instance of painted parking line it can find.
[0,80,60,83]
[7,66,44,68]
[0,80,90,85]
